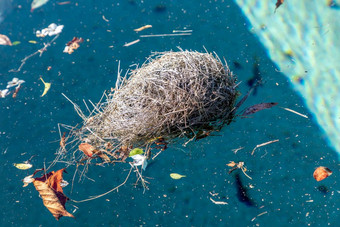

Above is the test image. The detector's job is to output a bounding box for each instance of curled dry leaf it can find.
[0,34,12,46]
[33,168,74,220]
[313,166,332,181]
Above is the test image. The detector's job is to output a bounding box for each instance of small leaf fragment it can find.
[40,77,51,97]
[129,148,144,157]
[12,41,21,46]
[170,173,186,179]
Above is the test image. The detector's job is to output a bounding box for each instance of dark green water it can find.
[1,0,339,226]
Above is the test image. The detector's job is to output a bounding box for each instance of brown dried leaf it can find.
[0,34,12,46]
[33,168,74,220]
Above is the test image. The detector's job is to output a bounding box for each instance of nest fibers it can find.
[61,50,238,163]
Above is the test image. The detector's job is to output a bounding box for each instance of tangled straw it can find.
[57,50,238,167]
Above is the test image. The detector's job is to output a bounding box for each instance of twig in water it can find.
[71,166,133,203]
[232,146,244,154]
[227,161,252,180]
[9,35,60,73]
[140,33,192,38]
[251,139,279,155]
[123,39,140,47]
[209,197,228,205]
[280,107,308,118]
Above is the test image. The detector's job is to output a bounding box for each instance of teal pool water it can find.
[1,1,339,226]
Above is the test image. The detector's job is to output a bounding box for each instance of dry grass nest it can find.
[58,50,238,166]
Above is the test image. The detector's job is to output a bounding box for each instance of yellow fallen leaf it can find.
[40,77,51,97]
[170,173,186,179]
[13,163,33,170]
[29,40,38,44]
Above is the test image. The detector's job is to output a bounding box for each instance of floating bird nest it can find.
[58,50,238,166]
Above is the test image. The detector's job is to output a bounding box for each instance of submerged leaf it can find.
[40,77,51,97]
[129,148,144,157]
[33,168,74,220]
[170,173,186,179]
[241,102,278,116]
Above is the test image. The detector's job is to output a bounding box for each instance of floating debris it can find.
[172,29,193,33]
[63,37,83,54]
[280,107,308,118]
[56,1,71,5]
[60,179,69,187]
[0,89,10,98]
[170,173,186,179]
[12,85,22,98]
[36,23,64,37]
[251,139,279,155]
[102,15,109,22]
[131,154,147,170]
[7,78,25,89]
[31,0,49,12]
[22,175,35,187]
[140,33,192,38]
[0,34,12,46]
[313,166,332,181]
[227,161,252,180]
[134,25,152,32]
[40,77,51,97]
[209,197,228,205]
[123,39,140,47]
